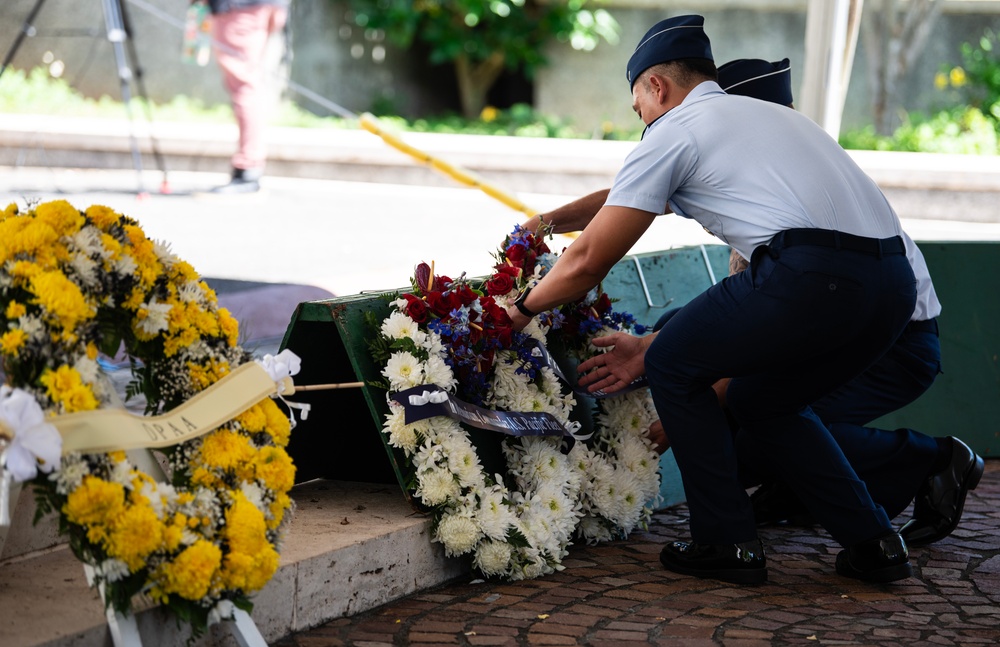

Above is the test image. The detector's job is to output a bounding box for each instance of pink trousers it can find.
[212,5,287,171]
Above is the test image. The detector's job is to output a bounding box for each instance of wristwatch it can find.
[513,286,536,318]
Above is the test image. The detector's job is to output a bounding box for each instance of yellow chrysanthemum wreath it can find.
[0,200,295,637]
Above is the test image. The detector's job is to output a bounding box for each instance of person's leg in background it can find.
[211,4,288,193]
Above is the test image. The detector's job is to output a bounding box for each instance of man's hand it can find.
[577,331,654,395]
[505,305,532,332]
[647,419,670,455]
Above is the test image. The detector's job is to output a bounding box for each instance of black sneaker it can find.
[210,167,262,194]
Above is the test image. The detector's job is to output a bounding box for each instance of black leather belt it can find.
[906,318,939,336]
[773,228,905,256]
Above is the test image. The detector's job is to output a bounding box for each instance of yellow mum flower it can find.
[2,220,59,267]
[198,429,256,472]
[188,359,230,391]
[121,286,145,311]
[2,202,17,218]
[163,326,200,357]
[108,503,164,571]
[5,300,26,319]
[220,493,279,591]
[236,402,268,434]
[262,398,292,447]
[64,476,126,527]
[190,466,223,489]
[171,260,198,283]
[40,365,99,412]
[267,492,292,530]
[157,539,222,601]
[0,329,28,356]
[85,204,122,230]
[30,270,94,330]
[255,446,295,494]
[35,200,84,237]
[217,308,239,347]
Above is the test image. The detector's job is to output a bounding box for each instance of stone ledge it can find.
[0,480,468,647]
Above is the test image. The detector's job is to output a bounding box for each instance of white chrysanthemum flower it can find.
[138,480,177,518]
[152,239,174,263]
[445,441,484,489]
[577,514,614,544]
[415,466,460,507]
[474,540,513,576]
[384,409,420,455]
[423,355,457,391]
[18,315,45,342]
[178,281,207,305]
[74,356,100,386]
[50,453,89,494]
[381,310,421,341]
[382,351,424,391]
[68,253,99,287]
[136,297,172,337]
[207,599,235,627]
[240,482,267,512]
[435,512,482,557]
[113,254,138,278]
[108,457,134,488]
[422,330,447,359]
[71,225,105,257]
[95,558,131,583]
[476,487,517,541]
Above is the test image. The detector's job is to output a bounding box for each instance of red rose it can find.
[493,263,521,280]
[403,294,428,323]
[485,272,515,296]
[505,244,526,263]
[424,291,451,316]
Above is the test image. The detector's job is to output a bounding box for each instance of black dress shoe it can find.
[836,531,912,583]
[900,436,984,546]
[659,539,767,585]
[750,481,815,527]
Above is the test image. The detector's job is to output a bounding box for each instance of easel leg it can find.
[0,0,47,79]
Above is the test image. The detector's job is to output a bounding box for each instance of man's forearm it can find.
[526,188,611,235]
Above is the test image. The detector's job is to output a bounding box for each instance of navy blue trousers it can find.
[646,233,917,547]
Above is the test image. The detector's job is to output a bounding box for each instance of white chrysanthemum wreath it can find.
[369,225,662,580]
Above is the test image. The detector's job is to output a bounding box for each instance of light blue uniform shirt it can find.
[607,81,940,321]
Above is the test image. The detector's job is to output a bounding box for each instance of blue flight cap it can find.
[626,15,714,89]
[718,58,793,106]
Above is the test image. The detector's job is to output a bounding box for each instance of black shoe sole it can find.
[902,453,985,547]
[835,552,913,583]
[659,557,768,586]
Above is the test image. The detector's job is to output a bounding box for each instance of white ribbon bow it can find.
[408,390,450,406]
[255,350,310,428]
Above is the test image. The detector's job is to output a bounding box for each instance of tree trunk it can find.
[862,0,944,135]
[454,51,506,119]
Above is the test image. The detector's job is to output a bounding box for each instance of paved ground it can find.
[273,461,1000,647]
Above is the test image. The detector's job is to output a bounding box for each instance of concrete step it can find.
[0,480,467,647]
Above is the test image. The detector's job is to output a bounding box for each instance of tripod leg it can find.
[118,0,170,193]
[0,0,48,79]
[102,0,147,195]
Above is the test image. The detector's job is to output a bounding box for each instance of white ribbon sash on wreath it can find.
[51,363,294,455]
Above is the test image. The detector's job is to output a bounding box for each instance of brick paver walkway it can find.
[275,461,1000,646]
